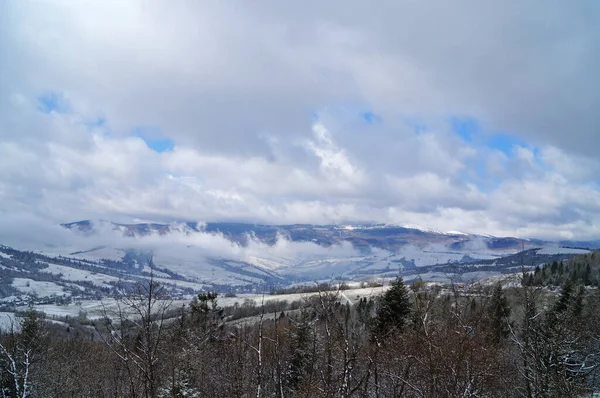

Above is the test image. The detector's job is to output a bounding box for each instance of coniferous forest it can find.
[1,251,600,397]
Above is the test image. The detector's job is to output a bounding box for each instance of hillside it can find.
[527,250,600,287]
[0,220,595,307]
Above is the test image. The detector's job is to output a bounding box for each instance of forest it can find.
[1,251,600,398]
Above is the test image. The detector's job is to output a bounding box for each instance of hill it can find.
[527,250,600,287]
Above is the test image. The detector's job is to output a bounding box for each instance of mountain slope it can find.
[62,219,589,252]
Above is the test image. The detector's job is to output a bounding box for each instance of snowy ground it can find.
[40,262,120,288]
[12,278,69,297]
[20,298,192,321]
[0,312,20,332]
[216,286,390,308]
[536,247,590,255]
[15,286,391,321]
[151,253,268,286]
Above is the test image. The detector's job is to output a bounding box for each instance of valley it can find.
[0,220,594,320]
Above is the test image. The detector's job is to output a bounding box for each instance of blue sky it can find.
[133,127,175,153]
[38,91,70,114]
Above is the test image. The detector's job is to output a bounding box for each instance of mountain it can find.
[61,219,578,252]
[0,219,596,308]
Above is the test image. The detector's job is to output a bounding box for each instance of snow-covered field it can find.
[21,298,191,320]
[39,246,126,262]
[12,278,69,297]
[536,247,590,255]
[216,286,390,308]
[16,286,391,321]
[39,261,208,292]
[151,253,267,285]
[40,262,120,288]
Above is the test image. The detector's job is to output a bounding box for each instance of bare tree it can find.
[97,264,172,398]
[0,309,47,398]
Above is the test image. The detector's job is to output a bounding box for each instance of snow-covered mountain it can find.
[0,219,596,305]
[61,219,556,252]
[57,220,598,283]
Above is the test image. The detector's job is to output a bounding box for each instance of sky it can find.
[0,1,599,241]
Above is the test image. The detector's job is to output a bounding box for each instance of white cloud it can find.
[0,1,599,241]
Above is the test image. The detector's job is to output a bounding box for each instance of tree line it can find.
[525,251,600,287]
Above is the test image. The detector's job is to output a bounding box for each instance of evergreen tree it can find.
[583,264,591,285]
[286,311,313,394]
[486,284,511,345]
[526,273,534,286]
[550,261,558,274]
[553,279,574,314]
[374,277,411,336]
[558,260,564,275]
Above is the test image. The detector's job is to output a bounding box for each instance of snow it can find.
[536,247,590,255]
[39,246,126,262]
[245,255,295,270]
[480,273,524,288]
[40,262,120,287]
[140,275,207,291]
[11,278,69,297]
[403,271,498,284]
[41,261,206,292]
[217,286,390,309]
[0,296,18,303]
[152,252,267,286]
[141,265,171,278]
[385,249,498,268]
[0,312,20,332]
[23,298,191,320]
[243,247,504,281]
[399,224,443,234]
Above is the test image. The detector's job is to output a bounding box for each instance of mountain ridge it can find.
[61,219,600,252]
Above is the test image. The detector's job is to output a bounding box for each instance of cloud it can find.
[0,216,366,284]
[0,1,599,241]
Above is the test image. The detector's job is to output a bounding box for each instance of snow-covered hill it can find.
[0,220,597,305]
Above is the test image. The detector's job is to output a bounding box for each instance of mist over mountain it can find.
[61,219,600,252]
[5,218,596,294]
[0,218,595,309]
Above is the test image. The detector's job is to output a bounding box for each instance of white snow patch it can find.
[0,312,20,332]
[537,247,590,255]
[12,278,69,297]
[40,263,120,287]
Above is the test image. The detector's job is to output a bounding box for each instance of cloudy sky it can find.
[1,1,599,241]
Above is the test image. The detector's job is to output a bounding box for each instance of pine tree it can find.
[553,279,573,314]
[558,261,564,275]
[583,264,591,286]
[374,277,411,337]
[286,311,313,394]
[487,284,511,345]
[570,285,585,318]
